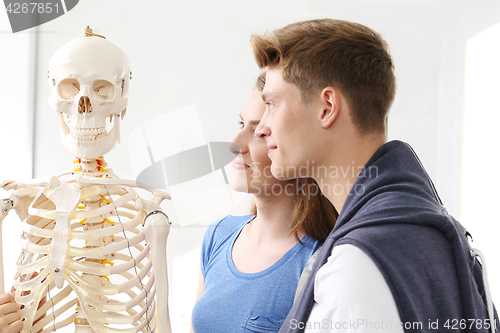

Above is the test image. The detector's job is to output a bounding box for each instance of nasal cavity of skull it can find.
[58,78,80,99]
[78,96,92,114]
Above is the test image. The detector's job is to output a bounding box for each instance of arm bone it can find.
[143,211,171,333]
[0,198,14,293]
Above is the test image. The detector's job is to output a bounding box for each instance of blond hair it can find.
[251,19,396,135]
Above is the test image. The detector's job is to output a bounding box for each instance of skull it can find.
[47,35,131,159]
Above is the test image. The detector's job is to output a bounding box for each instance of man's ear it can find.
[319,87,341,129]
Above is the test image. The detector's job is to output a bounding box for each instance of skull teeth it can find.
[69,127,107,142]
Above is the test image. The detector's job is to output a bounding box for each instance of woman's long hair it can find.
[250,71,338,242]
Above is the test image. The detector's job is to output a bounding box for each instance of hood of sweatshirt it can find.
[332,140,456,242]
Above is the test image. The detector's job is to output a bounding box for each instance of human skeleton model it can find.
[0,28,172,333]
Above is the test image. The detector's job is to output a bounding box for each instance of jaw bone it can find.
[58,112,123,159]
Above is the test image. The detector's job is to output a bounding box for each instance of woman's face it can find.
[229,89,292,195]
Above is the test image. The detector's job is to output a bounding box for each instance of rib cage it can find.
[14,172,160,333]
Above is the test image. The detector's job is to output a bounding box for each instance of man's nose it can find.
[255,110,271,140]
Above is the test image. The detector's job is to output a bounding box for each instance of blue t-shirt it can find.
[191,215,322,333]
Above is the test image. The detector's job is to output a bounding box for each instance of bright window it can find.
[462,21,500,306]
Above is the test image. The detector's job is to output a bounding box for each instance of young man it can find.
[252,19,498,333]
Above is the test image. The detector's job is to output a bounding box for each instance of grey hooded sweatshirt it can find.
[279,140,498,333]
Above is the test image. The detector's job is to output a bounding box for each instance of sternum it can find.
[49,212,71,288]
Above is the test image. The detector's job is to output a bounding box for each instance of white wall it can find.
[0,0,499,331]
[0,8,34,293]
[462,21,500,316]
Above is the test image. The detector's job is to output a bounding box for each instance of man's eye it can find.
[238,120,244,129]
[267,102,275,110]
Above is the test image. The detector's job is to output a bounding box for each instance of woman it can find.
[190,73,337,332]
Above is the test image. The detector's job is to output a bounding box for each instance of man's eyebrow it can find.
[261,92,277,102]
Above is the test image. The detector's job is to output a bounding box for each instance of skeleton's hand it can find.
[0,293,22,333]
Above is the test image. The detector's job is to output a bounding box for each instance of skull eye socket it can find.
[58,79,80,99]
[92,80,114,100]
